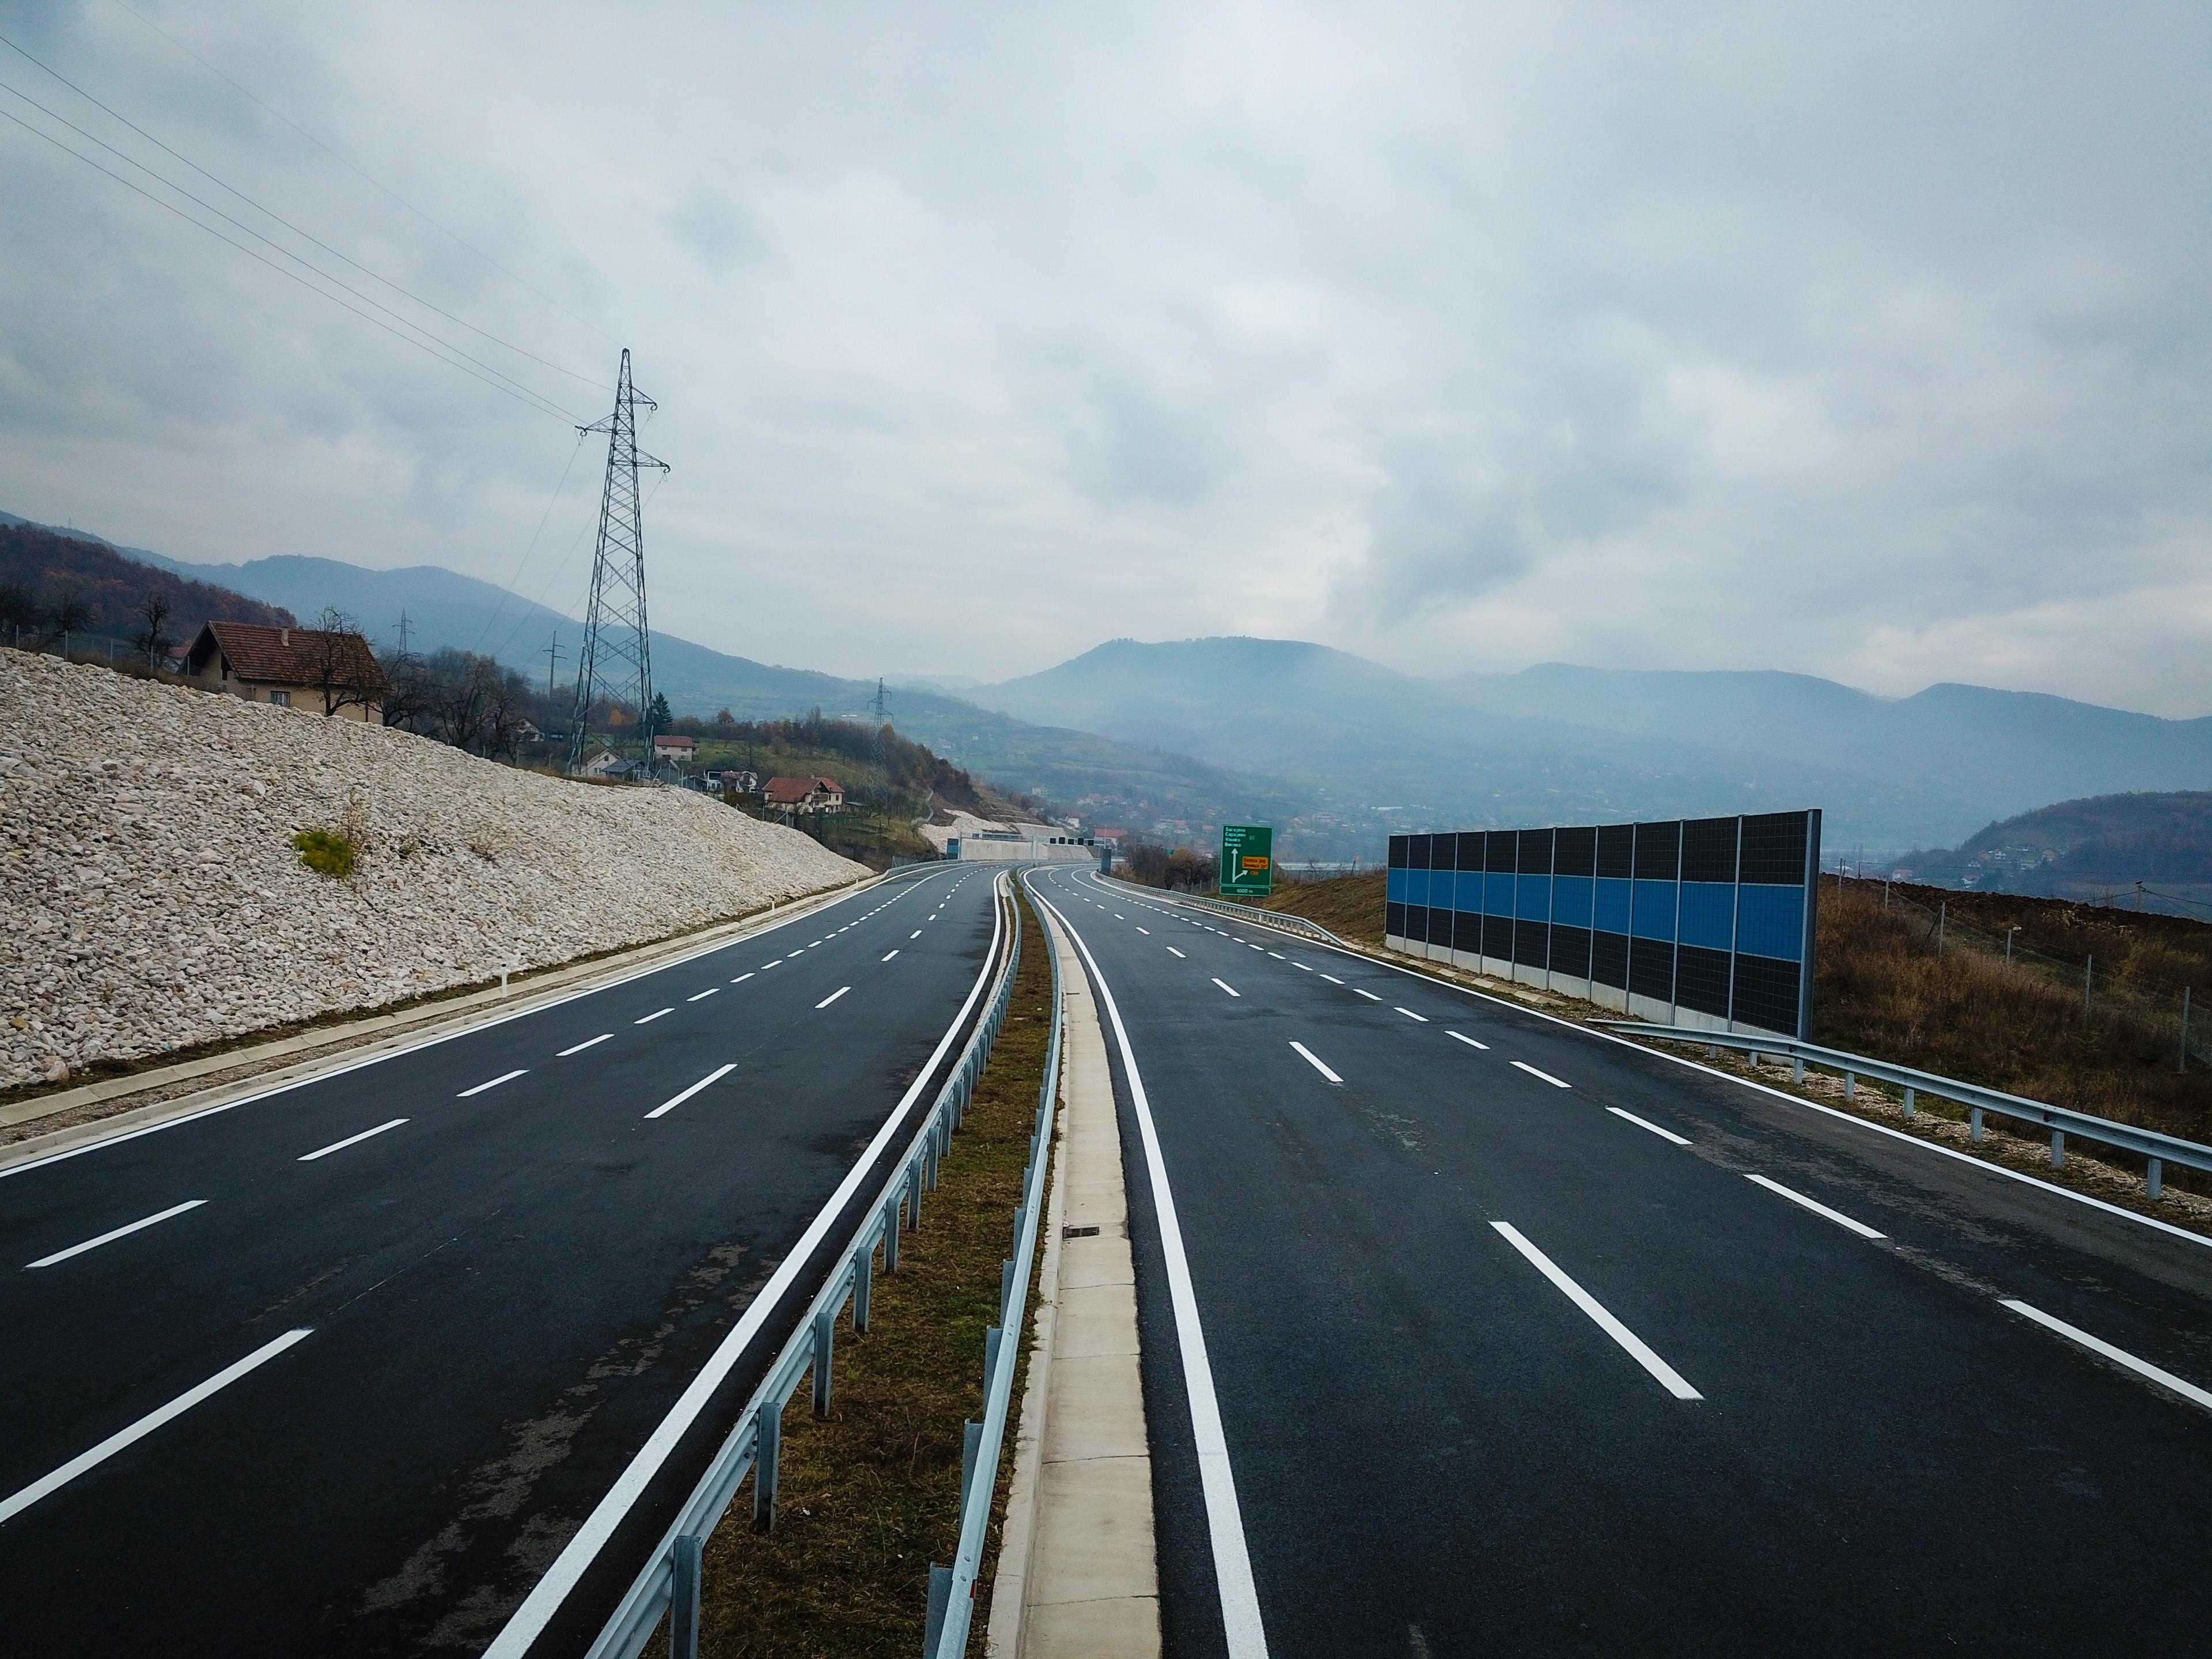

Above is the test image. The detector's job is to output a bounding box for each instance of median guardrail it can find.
[923,874,1067,1657]
[1603,1022,2212,1201]
[585,874,1024,1659]
[1103,879,1349,949]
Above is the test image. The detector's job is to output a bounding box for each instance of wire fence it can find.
[1830,872,2204,1073]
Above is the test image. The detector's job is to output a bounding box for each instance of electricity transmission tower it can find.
[567,350,669,772]
[871,677,891,768]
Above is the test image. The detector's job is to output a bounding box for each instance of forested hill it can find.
[0,523,295,642]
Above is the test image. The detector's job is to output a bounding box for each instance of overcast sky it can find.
[3,2,2208,713]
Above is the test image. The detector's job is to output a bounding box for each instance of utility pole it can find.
[544,632,564,702]
[567,350,669,774]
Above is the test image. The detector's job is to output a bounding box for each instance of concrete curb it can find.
[0,870,892,1173]
[987,903,1159,1658]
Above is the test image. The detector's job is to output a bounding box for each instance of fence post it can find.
[2084,956,2093,1013]
[669,1535,703,1659]
[812,1308,835,1416]
[753,1401,782,1529]
[2182,987,2193,1074]
[1937,903,1945,958]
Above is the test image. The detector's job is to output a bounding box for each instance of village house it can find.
[763,774,846,816]
[651,733,697,761]
[183,620,382,721]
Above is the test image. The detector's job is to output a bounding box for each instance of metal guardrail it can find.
[1104,880,1349,949]
[585,874,1024,1659]
[1604,1022,2212,1200]
[925,874,1067,1657]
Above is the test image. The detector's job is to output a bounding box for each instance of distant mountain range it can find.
[13,507,2208,857]
[1891,791,2212,916]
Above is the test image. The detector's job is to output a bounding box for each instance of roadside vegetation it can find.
[692,890,1051,1656]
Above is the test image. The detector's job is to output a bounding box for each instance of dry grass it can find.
[691,893,1053,1657]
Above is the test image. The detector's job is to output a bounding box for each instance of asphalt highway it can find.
[1027,867,2212,1658]
[0,865,1003,1654]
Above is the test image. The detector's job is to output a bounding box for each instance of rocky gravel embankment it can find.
[0,648,864,1092]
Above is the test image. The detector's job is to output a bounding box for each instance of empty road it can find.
[0,866,1005,1654]
[1027,866,2212,1657]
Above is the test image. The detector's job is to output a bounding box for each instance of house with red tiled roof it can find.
[763,775,845,815]
[183,620,382,721]
[651,733,696,759]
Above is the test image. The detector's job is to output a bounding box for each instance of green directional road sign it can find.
[1219,823,1274,897]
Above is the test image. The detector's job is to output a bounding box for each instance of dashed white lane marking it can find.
[1212,978,1241,998]
[1607,1107,1690,1146]
[558,1033,613,1056]
[459,1069,529,1097]
[1744,1172,1884,1238]
[1491,1222,1702,1401]
[760,961,781,971]
[1353,988,1382,1002]
[730,972,755,984]
[635,1009,673,1025]
[1511,1060,1570,1089]
[298,1118,409,1162]
[2001,1300,2212,1414]
[1292,961,1312,972]
[1289,1041,1342,1084]
[0,1328,316,1525]
[1447,1031,1488,1050]
[1267,952,1285,960]
[645,1063,739,1120]
[1320,974,1345,985]
[1394,1006,1429,1022]
[1137,927,1150,935]
[882,950,900,961]
[687,988,718,1002]
[1167,946,1187,958]
[817,986,851,1009]
[25,1200,207,1269]
[1115,913,1124,919]
[911,930,923,940]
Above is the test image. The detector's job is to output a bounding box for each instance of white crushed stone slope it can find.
[0,648,865,1089]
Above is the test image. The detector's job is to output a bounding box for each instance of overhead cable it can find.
[0,31,605,396]
[0,106,574,422]
[107,0,619,349]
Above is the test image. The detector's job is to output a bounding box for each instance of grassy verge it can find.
[693,889,1053,1656]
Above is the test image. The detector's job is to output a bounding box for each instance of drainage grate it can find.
[1062,1225,1101,1238]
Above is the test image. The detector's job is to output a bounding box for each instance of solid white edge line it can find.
[644,1063,738,1120]
[2001,1299,2212,1413]
[1211,978,1241,998]
[1490,1222,1703,1401]
[1027,881,1270,1659]
[25,1199,207,1268]
[1510,1060,1571,1089]
[298,1118,409,1161]
[1447,1031,1489,1050]
[1606,1107,1690,1147]
[0,1327,315,1525]
[0,870,933,1184]
[484,874,1007,1658]
[558,1033,613,1056]
[816,986,851,1009]
[1089,875,2212,1254]
[1289,1041,1343,1085]
[458,1069,530,1097]
[1743,1172,1885,1238]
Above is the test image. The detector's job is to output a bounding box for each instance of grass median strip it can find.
[692,892,1054,1657]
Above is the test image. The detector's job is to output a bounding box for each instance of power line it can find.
[472,431,588,656]
[107,0,619,350]
[0,30,609,395]
[0,104,575,421]
[0,73,582,419]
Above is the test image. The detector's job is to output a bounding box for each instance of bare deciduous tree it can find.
[135,592,173,668]
[306,606,384,717]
